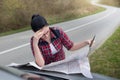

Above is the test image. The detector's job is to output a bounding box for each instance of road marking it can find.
[65,8,116,32]
[0,8,117,55]
[0,43,30,55]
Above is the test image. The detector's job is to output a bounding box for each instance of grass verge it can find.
[90,26,120,79]
[0,27,30,36]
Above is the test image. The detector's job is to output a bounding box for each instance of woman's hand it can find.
[33,30,44,44]
[86,37,95,47]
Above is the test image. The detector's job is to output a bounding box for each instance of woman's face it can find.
[41,26,50,40]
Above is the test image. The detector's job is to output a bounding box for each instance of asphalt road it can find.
[0,3,120,66]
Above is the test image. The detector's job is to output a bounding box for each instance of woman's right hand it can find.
[33,30,44,44]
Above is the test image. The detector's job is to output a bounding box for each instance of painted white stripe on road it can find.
[65,8,116,32]
[0,8,117,55]
[0,43,30,55]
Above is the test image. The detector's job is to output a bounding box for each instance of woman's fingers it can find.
[34,30,44,40]
[85,37,95,47]
[89,36,96,47]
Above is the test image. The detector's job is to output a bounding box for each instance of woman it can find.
[30,14,93,67]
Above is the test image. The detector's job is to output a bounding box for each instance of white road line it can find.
[0,43,30,55]
[65,8,116,32]
[0,8,117,55]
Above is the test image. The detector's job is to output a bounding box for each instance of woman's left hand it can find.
[86,38,95,47]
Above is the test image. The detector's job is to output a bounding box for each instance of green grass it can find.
[0,26,30,36]
[90,26,120,79]
[0,7,105,37]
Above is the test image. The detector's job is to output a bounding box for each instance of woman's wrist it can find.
[33,37,39,45]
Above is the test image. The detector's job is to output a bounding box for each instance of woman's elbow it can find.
[69,45,75,51]
[69,47,75,51]
[39,63,45,67]
[69,43,78,51]
[35,59,45,67]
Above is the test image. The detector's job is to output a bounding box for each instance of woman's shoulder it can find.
[50,26,62,30]
[50,27,64,38]
[50,27,64,33]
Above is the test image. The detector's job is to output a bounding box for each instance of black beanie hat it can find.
[31,14,48,32]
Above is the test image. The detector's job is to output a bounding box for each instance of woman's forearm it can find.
[33,38,45,67]
[70,41,89,51]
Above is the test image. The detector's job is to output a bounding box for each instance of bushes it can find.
[100,0,120,7]
[0,0,99,33]
[0,0,27,31]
